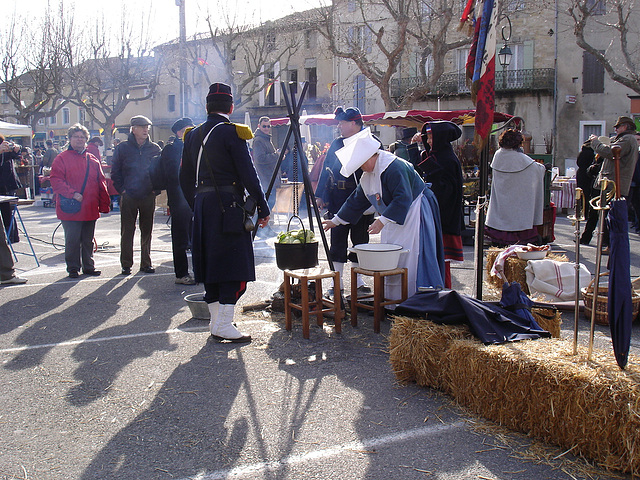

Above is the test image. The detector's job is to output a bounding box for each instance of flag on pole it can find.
[462,0,497,148]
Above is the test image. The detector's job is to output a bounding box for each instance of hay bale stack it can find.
[388,316,473,389]
[444,339,640,474]
[389,319,640,475]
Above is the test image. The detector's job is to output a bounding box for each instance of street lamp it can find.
[497,15,512,89]
[498,44,512,69]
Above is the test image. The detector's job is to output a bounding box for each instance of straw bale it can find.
[444,338,640,475]
[388,316,473,389]
[486,248,568,293]
[532,307,562,338]
[390,318,640,474]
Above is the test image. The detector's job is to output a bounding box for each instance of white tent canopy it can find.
[0,120,32,137]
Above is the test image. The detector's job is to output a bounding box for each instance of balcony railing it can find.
[391,68,555,98]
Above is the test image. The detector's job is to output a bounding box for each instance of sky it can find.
[16,0,324,47]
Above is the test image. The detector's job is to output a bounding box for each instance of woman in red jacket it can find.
[50,124,111,278]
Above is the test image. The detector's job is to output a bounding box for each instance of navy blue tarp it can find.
[395,289,551,345]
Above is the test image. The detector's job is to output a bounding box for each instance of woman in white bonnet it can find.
[323,127,445,302]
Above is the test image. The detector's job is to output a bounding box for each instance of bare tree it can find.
[313,0,470,111]
[158,3,306,113]
[66,10,162,147]
[566,0,640,94]
[0,6,73,130]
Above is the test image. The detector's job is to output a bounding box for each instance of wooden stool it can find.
[283,267,343,339]
[350,267,408,333]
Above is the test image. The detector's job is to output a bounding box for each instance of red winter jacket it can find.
[50,148,111,221]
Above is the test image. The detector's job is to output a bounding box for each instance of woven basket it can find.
[581,273,640,326]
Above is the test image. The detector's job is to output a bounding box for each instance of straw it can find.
[389,316,640,475]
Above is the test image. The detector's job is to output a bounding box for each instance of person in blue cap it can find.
[315,107,379,299]
[161,117,196,285]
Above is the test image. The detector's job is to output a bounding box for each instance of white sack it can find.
[525,259,591,302]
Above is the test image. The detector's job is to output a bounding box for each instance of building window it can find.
[305,67,317,100]
[266,31,276,52]
[583,51,605,94]
[586,0,606,15]
[168,94,176,112]
[505,0,526,12]
[266,72,276,106]
[49,114,57,125]
[289,70,298,94]
[354,74,366,112]
[304,30,316,50]
[579,120,606,148]
[0,89,8,104]
[78,107,86,124]
[62,107,70,125]
[37,117,45,126]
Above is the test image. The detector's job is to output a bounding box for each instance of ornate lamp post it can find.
[497,16,512,89]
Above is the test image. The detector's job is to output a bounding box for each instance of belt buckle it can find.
[337,180,346,189]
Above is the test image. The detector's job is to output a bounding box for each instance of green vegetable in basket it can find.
[275,228,317,244]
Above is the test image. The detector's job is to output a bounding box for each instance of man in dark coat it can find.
[161,117,196,285]
[42,139,59,169]
[315,107,377,297]
[251,116,280,211]
[390,127,420,167]
[180,83,270,343]
[111,115,162,275]
[416,121,464,288]
[576,141,600,245]
[0,138,27,285]
[0,136,22,243]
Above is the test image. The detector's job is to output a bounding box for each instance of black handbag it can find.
[59,156,91,214]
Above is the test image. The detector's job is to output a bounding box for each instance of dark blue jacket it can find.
[111,133,161,199]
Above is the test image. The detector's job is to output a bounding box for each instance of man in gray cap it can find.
[160,117,196,285]
[111,115,162,274]
[589,116,639,252]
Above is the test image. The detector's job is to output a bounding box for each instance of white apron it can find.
[360,152,422,302]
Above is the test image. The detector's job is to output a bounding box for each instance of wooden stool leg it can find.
[401,268,408,301]
[284,273,293,331]
[315,277,324,327]
[333,271,342,333]
[350,267,358,327]
[301,276,310,339]
[373,272,384,334]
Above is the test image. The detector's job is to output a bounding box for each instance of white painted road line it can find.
[183,422,465,480]
[0,319,273,354]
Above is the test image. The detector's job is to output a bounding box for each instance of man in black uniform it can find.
[180,83,270,343]
[161,117,196,285]
[315,107,376,297]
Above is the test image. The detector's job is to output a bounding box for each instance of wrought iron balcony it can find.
[391,68,555,98]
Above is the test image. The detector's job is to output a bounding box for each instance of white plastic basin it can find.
[348,243,408,271]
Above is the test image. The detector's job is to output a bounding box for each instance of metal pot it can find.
[184,293,209,320]
[348,243,409,271]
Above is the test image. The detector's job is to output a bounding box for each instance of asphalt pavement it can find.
[1,202,638,480]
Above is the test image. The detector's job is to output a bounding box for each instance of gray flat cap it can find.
[130,115,152,126]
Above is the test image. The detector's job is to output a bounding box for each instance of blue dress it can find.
[335,152,445,297]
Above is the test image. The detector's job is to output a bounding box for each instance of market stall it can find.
[270,109,513,129]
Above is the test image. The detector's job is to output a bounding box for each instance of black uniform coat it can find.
[180,114,269,284]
